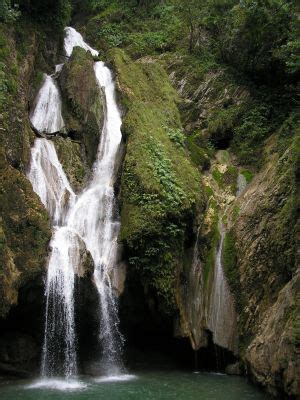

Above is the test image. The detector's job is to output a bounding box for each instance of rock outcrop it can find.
[60,46,104,167]
[109,48,204,317]
[0,23,54,318]
[227,135,300,397]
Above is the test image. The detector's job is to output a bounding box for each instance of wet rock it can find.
[230,137,299,397]
[245,273,300,397]
[0,332,38,371]
[0,158,51,317]
[226,362,242,375]
[59,47,104,167]
[54,136,88,192]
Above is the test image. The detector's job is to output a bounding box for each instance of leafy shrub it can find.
[167,127,185,147]
[232,104,270,163]
[98,22,126,47]
[0,0,20,22]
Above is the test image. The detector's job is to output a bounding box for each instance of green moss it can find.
[223,231,238,290]
[204,185,213,198]
[219,150,230,163]
[109,48,204,314]
[203,200,219,286]
[60,46,103,167]
[186,131,212,170]
[222,229,247,330]
[207,104,241,146]
[0,23,34,169]
[212,168,223,185]
[31,69,44,94]
[0,152,51,317]
[223,165,238,193]
[241,169,254,183]
[53,137,87,192]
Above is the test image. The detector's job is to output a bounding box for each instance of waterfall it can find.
[236,172,247,197]
[67,60,124,375]
[27,138,75,225]
[27,27,124,382]
[30,74,64,134]
[208,222,236,351]
[64,26,98,57]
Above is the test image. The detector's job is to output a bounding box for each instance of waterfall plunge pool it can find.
[0,370,271,399]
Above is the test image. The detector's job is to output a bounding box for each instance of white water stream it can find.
[236,172,247,197]
[30,74,64,134]
[27,138,75,225]
[27,27,124,382]
[208,222,236,351]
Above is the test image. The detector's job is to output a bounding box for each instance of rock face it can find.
[53,136,87,192]
[245,273,299,397]
[164,47,299,396]
[109,48,204,319]
[227,136,300,397]
[176,151,239,355]
[0,154,50,317]
[165,53,249,137]
[0,24,53,319]
[60,46,104,167]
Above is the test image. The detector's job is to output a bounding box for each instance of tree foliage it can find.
[177,0,299,82]
[0,0,20,22]
[4,0,72,29]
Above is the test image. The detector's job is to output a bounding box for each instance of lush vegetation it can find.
[178,0,299,81]
[73,0,298,171]
[77,0,299,80]
[60,47,103,166]
[108,48,204,314]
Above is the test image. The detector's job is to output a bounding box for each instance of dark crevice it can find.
[210,132,232,150]
[119,273,237,373]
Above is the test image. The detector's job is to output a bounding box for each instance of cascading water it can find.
[64,26,124,376]
[236,172,247,197]
[27,26,125,384]
[28,82,79,380]
[64,26,98,57]
[30,74,64,134]
[208,222,236,351]
[27,138,75,225]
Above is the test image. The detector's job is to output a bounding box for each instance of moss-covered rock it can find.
[163,53,249,136]
[0,151,51,317]
[227,132,300,396]
[60,46,103,167]
[53,136,87,192]
[0,21,57,319]
[245,272,300,397]
[0,23,37,170]
[109,48,204,315]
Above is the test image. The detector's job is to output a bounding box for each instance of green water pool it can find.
[0,370,272,400]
